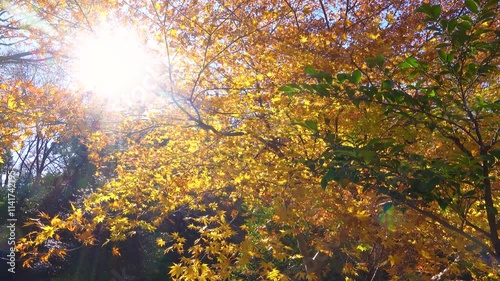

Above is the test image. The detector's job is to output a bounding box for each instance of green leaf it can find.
[361,150,377,164]
[408,70,420,80]
[415,3,432,14]
[419,62,428,71]
[304,65,316,75]
[382,201,393,212]
[438,50,447,63]
[304,120,318,132]
[490,150,500,160]
[459,15,473,23]
[321,169,336,189]
[376,54,385,68]
[407,57,418,68]
[416,4,441,21]
[426,89,436,97]
[278,85,294,92]
[399,57,419,70]
[337,73,349,84]
[457,21,473,31]
[312,84,330,96]
[465,0,479,13]
[439,19,448,29]
[365,57,376,68]
[351,70,362,84]
[429,5,442,20]
[451,30,468,46]
[314,71,333,84]
[356,243,372,252]
[446,53,454,63]
[447,19,458,33]
[301,83,314,92]
[398,61,410,70]
[278,86,294,99]
[279,84,302,98]
[382,80,394,90]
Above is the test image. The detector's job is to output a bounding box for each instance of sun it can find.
[71,24,150,102]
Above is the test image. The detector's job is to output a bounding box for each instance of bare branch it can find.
[318,0,330,29]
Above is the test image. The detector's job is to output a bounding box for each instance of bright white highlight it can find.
[72,25,149,101]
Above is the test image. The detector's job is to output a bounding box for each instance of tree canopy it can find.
[1,0,499,280]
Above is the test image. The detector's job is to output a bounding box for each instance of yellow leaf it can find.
[7,96,16,109]
[169,263,184,278]
[39,211,50,220]
[169,29,178,36]
[93,215,105,224]
[41,254,50,262]
[23,259,32,268]
[367,32,380,40]
[43,226,55,238]
[267,268,281,281]
[200,263,210,276]
[156,238,166,247]
[112,246,121,257]
[50,215,61,227]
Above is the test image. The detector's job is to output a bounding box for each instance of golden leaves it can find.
[12,0,500,279]
[169,261,213,280]
[17,204,97,267]
[7,96,17,110]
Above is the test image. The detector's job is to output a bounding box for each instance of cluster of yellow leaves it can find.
[17,204,94,268]
[1,82,69,152]
[169,261,213,281]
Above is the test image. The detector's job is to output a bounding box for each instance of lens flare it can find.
[71,24,150,104]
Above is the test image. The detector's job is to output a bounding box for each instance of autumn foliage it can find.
[2,0,499,280]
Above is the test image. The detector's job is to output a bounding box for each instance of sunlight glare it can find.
[72,25,150,102]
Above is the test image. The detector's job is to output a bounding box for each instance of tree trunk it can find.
[481,159,500,256]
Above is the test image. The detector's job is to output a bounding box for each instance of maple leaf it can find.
[112,246,121,257]
[156,238,166,247]
[169,263,184,278]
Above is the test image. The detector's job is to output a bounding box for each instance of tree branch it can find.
[318,0,330,29]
